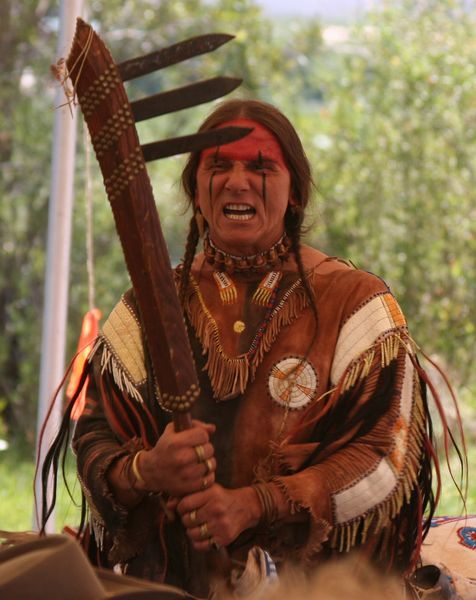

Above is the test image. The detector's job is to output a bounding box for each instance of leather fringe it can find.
[328,336,427,554]
[91,336,145,405]
[76,470,106,551]
[341,332,409,393]
[185,275,311,400]
[88,274,311,403]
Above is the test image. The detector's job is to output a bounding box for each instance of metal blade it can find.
[117,33,234,82]
[131,76,242,122]
[141,126,253,161]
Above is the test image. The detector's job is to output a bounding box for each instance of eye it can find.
[211,158,231,171]
[248,160,276,172]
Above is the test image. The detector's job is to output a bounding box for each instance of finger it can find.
[186,524,222,553]
[182,508,201,528]
[166,497,179,511]
[193,443,206,462]
[166,441,214,473]
[180,456,214,481]
[191,420,216,435]
[185,521,223,552]
[176,483,218,516]
[202,457,216,476]
[186,522,212,543]
[173,427,211,448]
[197,471,215,493]
[190,442,215,465]
[180,472,215,496]
[190,539,217,552]
[169,469,216,498]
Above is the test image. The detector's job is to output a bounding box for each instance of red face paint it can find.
[196,119,292,256]
[200,119,288,169]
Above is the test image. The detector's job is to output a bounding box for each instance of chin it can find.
[211,223,259,251]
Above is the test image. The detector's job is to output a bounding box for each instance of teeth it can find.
[225,204,252,211]
[226,213,253,220]
[223,203,255,220]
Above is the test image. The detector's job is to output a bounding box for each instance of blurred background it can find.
[1,0,474,531]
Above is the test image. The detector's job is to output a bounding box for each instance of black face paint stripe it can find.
[209,171,216,203]
[209,147,220,202]
[258,150,266,203]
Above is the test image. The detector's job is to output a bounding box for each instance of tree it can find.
[308,0,476,399]
[0,0,57,441]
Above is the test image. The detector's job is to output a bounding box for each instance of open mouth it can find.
[223,203,256,221]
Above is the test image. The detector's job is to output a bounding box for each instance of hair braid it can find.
[179,215,200,307]
[285,206,319,336]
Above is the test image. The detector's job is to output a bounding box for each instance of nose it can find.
[224,163,250,193]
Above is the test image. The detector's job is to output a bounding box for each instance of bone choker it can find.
[203,233,291,274]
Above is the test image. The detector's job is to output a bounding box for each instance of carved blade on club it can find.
[117,33,234,81]
[131,76,242,122]
[141,126,252,162]
[65,18,245,573]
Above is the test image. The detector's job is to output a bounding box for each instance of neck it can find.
[203,233,291,275]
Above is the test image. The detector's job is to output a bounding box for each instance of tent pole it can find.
[34,0,85,532]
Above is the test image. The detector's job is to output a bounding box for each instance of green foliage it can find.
[309,0,476,391]
[0,0,56,440]
[0,441,81,532]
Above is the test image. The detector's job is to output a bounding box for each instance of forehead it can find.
[200,119,287,165]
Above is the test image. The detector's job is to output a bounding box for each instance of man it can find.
[62,100,436,594]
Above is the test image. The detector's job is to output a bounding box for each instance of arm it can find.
[72,345,217,563]
[270,293,430,570]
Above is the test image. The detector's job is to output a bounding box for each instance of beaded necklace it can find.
[203,233,291,274]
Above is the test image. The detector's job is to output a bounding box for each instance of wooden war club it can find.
[63,18,251,570]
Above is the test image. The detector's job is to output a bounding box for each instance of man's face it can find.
[195,119,292,256]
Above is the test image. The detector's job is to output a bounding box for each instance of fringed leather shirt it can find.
[72,246,433,592]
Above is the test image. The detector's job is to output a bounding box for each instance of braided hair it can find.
[180,99,316,323]
[179,214,200,307]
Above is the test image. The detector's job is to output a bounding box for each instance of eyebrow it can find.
[249,156,277,165]
[202,154,227,166]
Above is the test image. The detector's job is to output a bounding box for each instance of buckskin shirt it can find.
[73,245,431,590]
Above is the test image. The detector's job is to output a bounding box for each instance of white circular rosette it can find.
[268,356,318,410]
